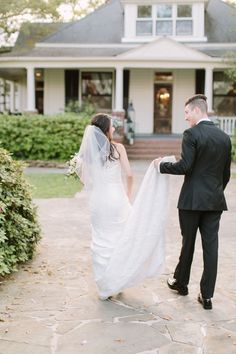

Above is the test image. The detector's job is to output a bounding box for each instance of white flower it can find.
[66,153,82,179]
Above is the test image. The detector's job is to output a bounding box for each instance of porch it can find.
[124,134,182,160]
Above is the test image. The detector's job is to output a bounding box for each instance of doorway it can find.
[154,72,173,134]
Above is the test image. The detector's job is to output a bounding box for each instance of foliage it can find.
[65,100,95,116]
[0,113,90,161]
[224,51,236,82]
[0,148,41,276]
[0,0,64,44]
[25,172,82,198]
[0,0,107,45]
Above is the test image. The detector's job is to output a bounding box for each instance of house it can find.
[0,0,236,138]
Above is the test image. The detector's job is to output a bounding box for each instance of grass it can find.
[25,173,82,198]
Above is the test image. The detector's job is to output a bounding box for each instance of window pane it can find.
[136,21,153,35]
[81,72,112,110]
[213,72,236,116]
[157,5,172,18]
[213,72,232,94]
[82,95,112,110]
[155,72,173,82]
[138,5,152,18]
[82,72,112,95]
[176,20,192,35]
[177,5,192,17]
[156,20,173,35]
[214,96,236,116]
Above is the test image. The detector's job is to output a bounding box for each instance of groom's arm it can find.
[160,129,197,175]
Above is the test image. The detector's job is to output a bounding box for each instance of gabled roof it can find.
[1,0,236,60]
[41,0,123,44]
[118,37,211,61]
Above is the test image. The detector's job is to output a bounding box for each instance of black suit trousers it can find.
[174,209,222,298]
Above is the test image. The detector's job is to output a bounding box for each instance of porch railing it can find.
[217,117,236,136]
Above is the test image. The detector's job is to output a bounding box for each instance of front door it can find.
[154,83,172,134]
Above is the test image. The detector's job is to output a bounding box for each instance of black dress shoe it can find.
[198,293,212,310]
[167,277,188,296]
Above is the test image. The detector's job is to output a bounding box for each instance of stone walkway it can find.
[0,161,236,354]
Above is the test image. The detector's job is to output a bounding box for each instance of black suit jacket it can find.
[160,121,232,211]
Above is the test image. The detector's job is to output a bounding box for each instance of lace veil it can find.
[74,125,110,190]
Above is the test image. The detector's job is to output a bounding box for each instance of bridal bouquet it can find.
[66,153,82,179]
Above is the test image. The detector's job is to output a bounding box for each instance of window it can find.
[156,5,173,36]
[136,5,152,36]
[176,5,192,35]
[136,3,193,37]
[213,72,236,116]
[81,72,113,110]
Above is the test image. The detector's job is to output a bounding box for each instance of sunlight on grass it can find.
[25,173,82,198]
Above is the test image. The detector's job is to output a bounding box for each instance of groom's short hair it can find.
[185,94,208,113]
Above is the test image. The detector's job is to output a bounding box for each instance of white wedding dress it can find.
[74,126,174,299]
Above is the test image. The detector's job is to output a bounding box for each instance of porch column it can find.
[9,81,15,112]
[115,66,124,111]
[26,66,37,112]
[204,67,213,112]
[0,78,4,112]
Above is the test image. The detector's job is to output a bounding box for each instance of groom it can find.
[155,94,231,310]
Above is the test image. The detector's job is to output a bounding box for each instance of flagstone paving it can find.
[0,161,236,354]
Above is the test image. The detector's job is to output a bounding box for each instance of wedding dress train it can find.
[90,158,173,299]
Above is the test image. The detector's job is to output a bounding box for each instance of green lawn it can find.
[25,173,82,198]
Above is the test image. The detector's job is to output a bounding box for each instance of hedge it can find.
[0,113,90,161]
[0,148,41,276]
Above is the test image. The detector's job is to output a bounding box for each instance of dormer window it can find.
[176,5,192,35]
[136,4,193,37]
[156,5,173,35]
[136,5,152,36]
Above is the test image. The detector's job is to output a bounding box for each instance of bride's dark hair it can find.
[91,113,120,161]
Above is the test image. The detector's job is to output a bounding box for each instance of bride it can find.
[72,113,175,300]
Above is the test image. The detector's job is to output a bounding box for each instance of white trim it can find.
[29,41,236,49]
[121,0,208,4]
[189,42,236,49]
[35,43,138,48]
[121,36,208,43]
[0,58,230,68]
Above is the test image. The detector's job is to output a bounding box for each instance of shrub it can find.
[0,113,90,161]
[0,148,41,276]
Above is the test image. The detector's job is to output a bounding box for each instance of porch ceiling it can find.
[0,68,25,80]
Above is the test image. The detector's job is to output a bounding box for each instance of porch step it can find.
[124,138,182,160]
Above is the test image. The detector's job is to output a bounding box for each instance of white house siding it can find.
[172,69,195,134]
[44,69,65,115]
[129,69,153,134]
